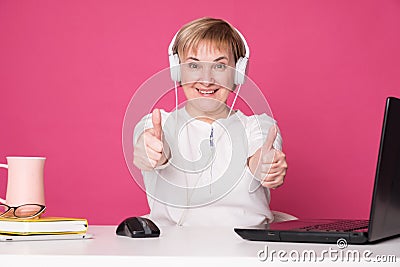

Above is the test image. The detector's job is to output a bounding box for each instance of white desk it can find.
[1,226,399,266]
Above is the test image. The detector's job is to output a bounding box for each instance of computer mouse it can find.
[116,217,160,238]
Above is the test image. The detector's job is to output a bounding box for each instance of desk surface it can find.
[1,225,399,266]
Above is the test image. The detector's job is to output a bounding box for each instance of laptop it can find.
[235,96,400,244]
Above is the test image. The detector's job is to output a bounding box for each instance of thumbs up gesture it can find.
[248,125,288,189]
[134,109,171,171]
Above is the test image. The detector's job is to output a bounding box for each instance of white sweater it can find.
[134,107,282,227]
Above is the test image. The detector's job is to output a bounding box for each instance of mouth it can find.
[196,88,219,96]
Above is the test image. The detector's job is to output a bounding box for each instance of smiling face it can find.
[180,41,236,123]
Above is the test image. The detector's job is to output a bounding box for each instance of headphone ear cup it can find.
[169,53,181,82]
[234,57,248,85]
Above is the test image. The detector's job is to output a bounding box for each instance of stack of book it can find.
[0,216,91,241]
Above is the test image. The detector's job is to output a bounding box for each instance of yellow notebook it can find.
[0,217,88,235]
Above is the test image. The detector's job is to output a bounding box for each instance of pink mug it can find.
[0,156,46,206]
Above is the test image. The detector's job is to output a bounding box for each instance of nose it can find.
[200,65,214,86]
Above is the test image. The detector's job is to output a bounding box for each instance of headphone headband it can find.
[168,27,250,59]
[233,28,250,59]
[168,32,178,57]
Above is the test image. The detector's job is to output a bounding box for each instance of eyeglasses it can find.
[0,203,46,219]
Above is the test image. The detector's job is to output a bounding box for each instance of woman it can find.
[133,17,287,226]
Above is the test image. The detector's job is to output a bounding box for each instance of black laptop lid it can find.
[368,97,400,242]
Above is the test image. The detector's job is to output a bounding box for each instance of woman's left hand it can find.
[248,126,288,189]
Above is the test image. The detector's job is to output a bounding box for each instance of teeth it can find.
[198,90,215,94]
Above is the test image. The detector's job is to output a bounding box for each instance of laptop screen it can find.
[368,97,400,242]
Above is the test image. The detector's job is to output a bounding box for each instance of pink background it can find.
[0,0,399,225]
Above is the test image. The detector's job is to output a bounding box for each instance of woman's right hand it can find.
[133,109,170,171]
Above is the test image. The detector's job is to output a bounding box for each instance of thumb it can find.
[152,108,162,140]
[262,125,278,151]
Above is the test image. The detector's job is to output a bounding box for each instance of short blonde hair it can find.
[172,17,246,63]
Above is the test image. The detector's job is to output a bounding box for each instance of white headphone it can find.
[168,27,250,85]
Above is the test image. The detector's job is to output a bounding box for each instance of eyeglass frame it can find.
[0,203,46,219]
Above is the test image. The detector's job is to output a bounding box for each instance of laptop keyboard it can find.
[299,220,369,232]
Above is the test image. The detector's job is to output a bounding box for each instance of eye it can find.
[213,63,227,71]
[188,62,199,69]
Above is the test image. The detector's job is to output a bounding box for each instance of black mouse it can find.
[116,217,160,238]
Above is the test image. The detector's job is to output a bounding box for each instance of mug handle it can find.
[0,164,8,204]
